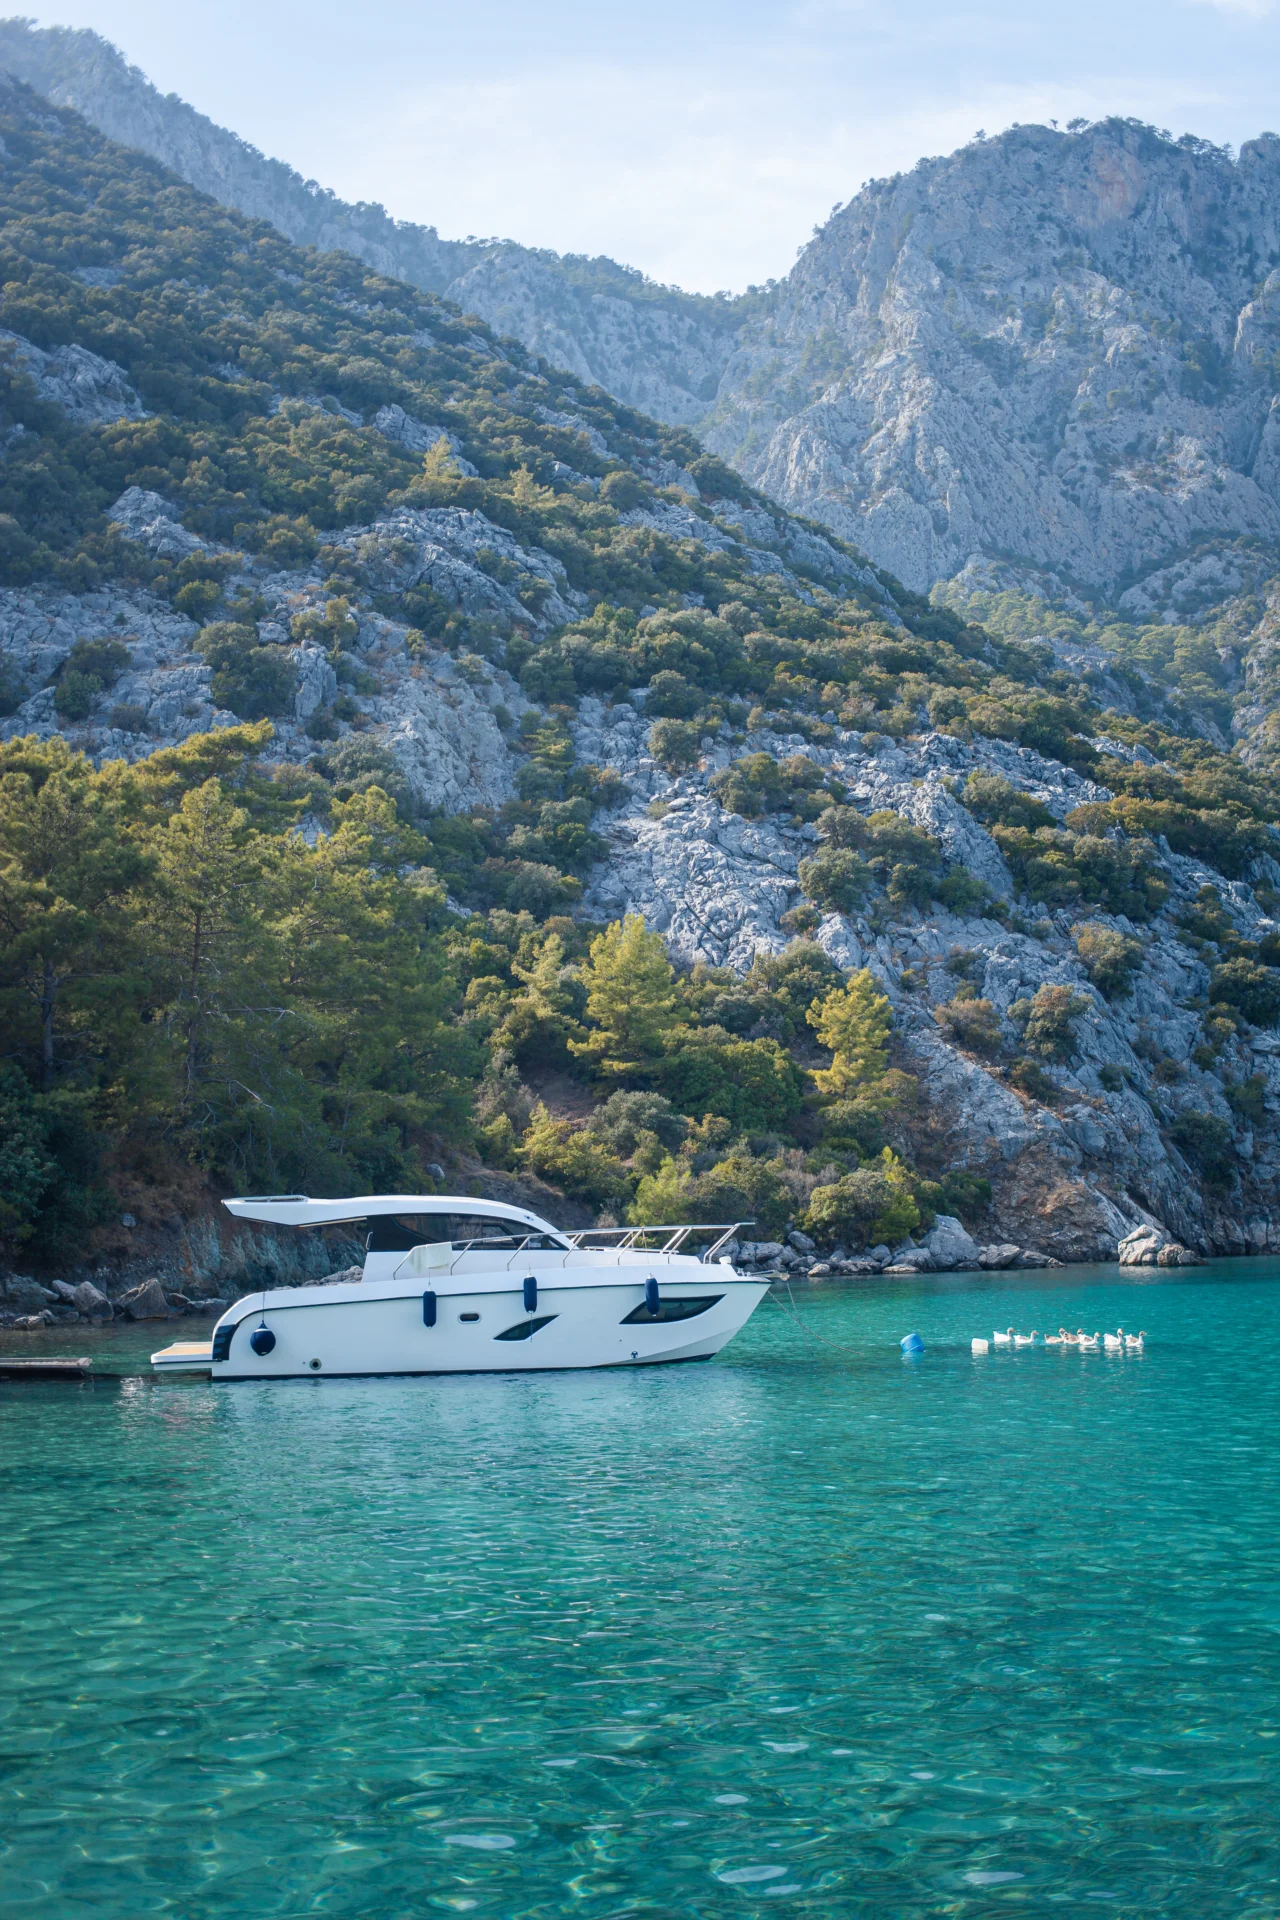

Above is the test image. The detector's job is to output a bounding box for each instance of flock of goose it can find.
[971,1328,1146,1354]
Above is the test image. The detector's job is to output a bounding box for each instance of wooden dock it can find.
[0,1356,93,1380]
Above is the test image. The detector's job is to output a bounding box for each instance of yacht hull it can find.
[200,1269,769,1380]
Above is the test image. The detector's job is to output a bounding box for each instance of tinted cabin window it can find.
[365,1215,440,1253]
[364,1213,559,1253]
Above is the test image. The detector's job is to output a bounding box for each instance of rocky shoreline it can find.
[0,1272,232,1331]
[0,1216,1209,1332]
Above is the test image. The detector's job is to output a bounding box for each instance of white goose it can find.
[1014,1330,1037,1347]
[993,1327,1014,1346]
[1077,1331,1100,1351]
[1044,1331,1064,1345]
[1103,1331,1123,1351]
[1125,1330,1146,1351]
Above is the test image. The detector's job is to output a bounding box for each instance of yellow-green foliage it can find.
[803,1149,921,1249]
[807,970,892,1093]
[1073,922,1142,998]
[571,914,687,1077]
[518,1104,628,1203]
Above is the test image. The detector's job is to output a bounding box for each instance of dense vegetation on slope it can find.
[2,83,1280,1264]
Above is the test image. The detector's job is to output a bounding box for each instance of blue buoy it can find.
[645,1276,660,1315]
[249,1326,276,1356]
[900,1331,925,1356]
[523,1275,538,1314]
[422,1290,437,1327]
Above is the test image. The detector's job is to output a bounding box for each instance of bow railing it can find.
[562,1222,752,1264]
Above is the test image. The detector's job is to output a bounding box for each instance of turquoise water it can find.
[2,1262,1279,1918]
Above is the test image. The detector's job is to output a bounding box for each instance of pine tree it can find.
[0,736,148,1091]
[571,914,687,1078]
[807,969,892,1094]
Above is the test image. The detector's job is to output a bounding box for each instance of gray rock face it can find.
[0,498,541,814]
[372,405,479,473]
[572,684,1280,1257]
[2,1275,55,1312]
[72,1279,112,1318]
[703,122,1280,592]
[117,1277,173,1320]
[109,487,207,557]
[1,329,145,425]
[922,1215,980,1271]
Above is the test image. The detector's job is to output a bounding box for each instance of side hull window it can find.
[494,1315,558,1342]
[621,1295,724,1325]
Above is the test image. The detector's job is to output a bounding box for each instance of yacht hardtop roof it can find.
[222,1194,559,1232]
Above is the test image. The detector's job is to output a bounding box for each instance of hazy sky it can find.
[24,0,1280,292]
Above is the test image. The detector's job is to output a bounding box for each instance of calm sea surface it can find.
[2,1261,1279,1918]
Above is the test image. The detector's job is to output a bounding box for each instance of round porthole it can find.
[309,1358,322,1370]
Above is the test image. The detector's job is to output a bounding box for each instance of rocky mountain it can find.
[707,122,1280,600]
[1,73,1279,1296]
[6,20,1280,614]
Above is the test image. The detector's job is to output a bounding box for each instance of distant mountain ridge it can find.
[5,19,1280,606]
[0,19,735,426]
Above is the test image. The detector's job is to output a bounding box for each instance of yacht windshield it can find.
[364,1213,564,1253]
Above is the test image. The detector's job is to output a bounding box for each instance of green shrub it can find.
[588,1091,687,1156]
[1008,1057,1058,1102]
[109,703,149,734]
[1225,1076,1266,1126]
[709,753,786,818]
[1209,957,1280,1027]
[816,804,954,908]
[648,718,701,773]
[1098,1063,1124,1091]
[798,846,873,915]
[937,1170,993,1224]
[1167,1110,1235,1191]
[49,643,133,722]
[477,858,582,917]
[1067,798,1272,882]
[53,668,102,720]
[1073,922,1143,998]
[961,769,1055,830]
[629,1146,790,1235]
[197,623,296,721]
[933,990,1003,1056]
[658,1028,804,1132]
[645,670,702,718]
[600,469,644,510]
[993,825,1167,919]
[0,1065,57,1238]
[935,868,992,914]
[1009,983,1090,1061]
[0,655,24,716]
[803,1151,921,1249]
[744,942,843,1038]
[63,638,131,685]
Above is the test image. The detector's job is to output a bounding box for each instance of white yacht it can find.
[151,1194,768,1380]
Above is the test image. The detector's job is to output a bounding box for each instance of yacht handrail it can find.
[564,1221,752,1263]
